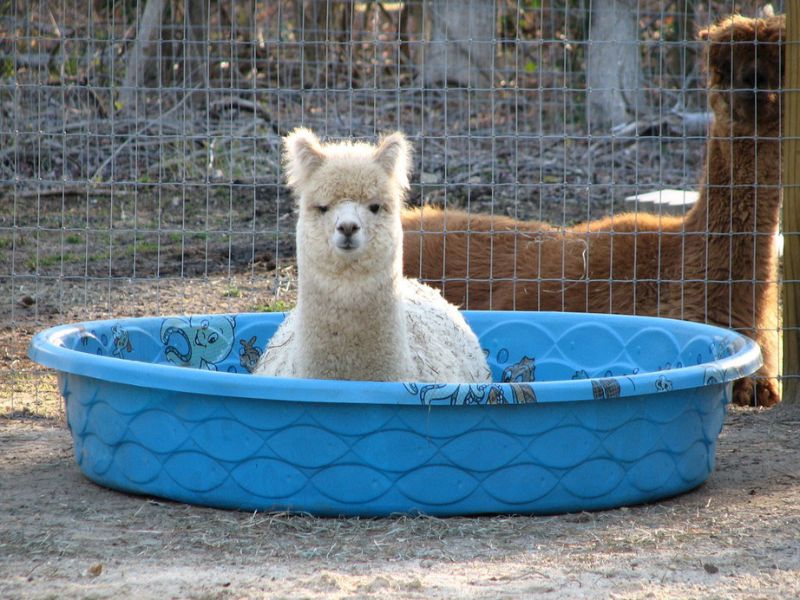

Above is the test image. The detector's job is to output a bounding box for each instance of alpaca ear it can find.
[283,128,326,189]
[373,132,411,190]
[760,15,785,44]
[700,28,724,80]
[698,18,734,81]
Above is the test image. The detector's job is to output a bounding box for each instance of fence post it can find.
[783,1,800,403]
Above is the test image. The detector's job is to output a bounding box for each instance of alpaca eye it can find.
[316,205,328,214]
[369,204,381,214]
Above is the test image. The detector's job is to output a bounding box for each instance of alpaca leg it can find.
[755,377,782,407]
[732,378,756,407]
[731,373,781,407]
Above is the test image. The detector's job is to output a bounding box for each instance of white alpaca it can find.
[254,128,491,383]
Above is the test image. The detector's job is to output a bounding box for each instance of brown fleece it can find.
[402,15,784,406]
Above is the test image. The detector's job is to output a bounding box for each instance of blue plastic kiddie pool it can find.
[28,311,761,516]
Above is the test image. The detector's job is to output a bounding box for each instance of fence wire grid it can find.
[0,0,794,417]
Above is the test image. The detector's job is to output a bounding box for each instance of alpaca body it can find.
[261,277,489,381]
[402,14,784,405]
[255,128,490,383]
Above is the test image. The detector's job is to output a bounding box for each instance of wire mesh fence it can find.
[0,0,792,417]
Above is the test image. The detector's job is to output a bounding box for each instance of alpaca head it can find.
[283,128,411,277]
[700,14,784,135]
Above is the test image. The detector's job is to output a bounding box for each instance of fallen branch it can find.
[208,96,272,122]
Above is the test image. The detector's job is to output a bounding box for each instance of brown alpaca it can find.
[402,14,784,407]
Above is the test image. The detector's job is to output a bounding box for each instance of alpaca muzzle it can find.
[333,204,364,252]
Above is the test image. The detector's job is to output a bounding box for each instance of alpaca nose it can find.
[337,221,360,237]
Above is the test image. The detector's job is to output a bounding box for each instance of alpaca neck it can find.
[294,262,411,380]
[684,127,781,277]
[688,128,781,235]
[678,123,780,325]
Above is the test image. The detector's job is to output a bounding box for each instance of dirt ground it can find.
[1,273,799,599]
[1,216,797,600]
[1,400,799,599]
[0,236,796,600]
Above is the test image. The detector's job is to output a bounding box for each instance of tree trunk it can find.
[184,0,209,109]
[422,0,495,88]
[586,0,645,131]
[119,0,167,112]
[295,0,334,88]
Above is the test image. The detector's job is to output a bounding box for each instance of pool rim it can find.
[27,310,763,406]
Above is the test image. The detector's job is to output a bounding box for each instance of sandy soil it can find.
[1,402,798,600]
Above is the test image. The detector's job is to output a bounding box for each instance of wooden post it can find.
[783,1,800,403]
